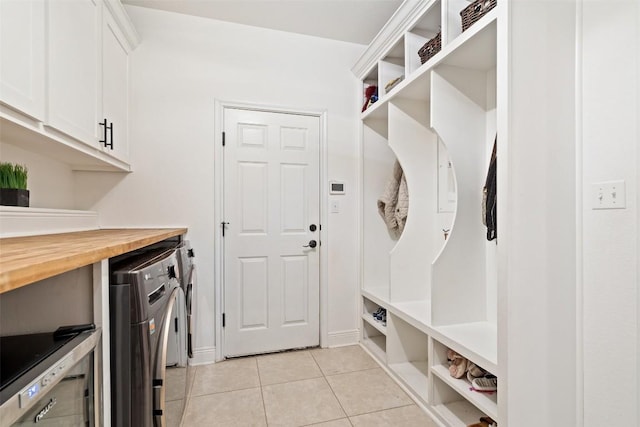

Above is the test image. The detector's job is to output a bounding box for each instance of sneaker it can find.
[471,376,497,392]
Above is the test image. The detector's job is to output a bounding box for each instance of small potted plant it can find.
[0,162,29,207]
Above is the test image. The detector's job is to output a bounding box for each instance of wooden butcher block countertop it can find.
[0,228,187,294]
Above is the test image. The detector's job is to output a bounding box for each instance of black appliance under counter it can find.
[0,329,100,426]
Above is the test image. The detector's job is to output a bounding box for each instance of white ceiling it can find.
[122,0,403,45]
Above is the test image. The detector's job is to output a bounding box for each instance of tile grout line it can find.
[255,356,269,426]
[189,384,263,398]
[313,348,427,424]
[310,350,354,426]
[180,364,199,427]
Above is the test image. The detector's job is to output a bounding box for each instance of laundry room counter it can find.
[0,228,187,293]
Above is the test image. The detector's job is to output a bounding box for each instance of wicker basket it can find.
[461,0,496,32]
[418,31,441,64]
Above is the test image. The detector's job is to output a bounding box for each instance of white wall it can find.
[581,2,639,426]
[0,141,76,209]
[0,266,93,335]
[74,6,364,357]
[505,2,639,426]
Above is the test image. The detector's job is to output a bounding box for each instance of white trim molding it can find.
[0,207,99,238]
[103,0,140,49]
[326,329,360,348]
[351,0,440,79]
[189,346,217,366]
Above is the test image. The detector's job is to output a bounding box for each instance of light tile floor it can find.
[180,345,439,426]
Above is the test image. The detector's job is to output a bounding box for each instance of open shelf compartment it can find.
[362,321,386,363]
[379,37,405,98]
[362,296,387,335]
[386,312,429,403]
[406,0,442,76]
[361,64,379,115]
[431,338,497,420]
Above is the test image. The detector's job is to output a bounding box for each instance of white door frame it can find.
[213,99,329,361]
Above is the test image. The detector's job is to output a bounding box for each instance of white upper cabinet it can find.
[101,3,131,163]
[0,0,138,171]
[47,0,101,148]
[0,0,46,121]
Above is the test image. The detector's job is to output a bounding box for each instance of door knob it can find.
[303,240,317,248]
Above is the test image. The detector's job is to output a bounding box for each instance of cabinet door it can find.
[0,0,45,120]
[102,9,130,162]
[47,0,101,147]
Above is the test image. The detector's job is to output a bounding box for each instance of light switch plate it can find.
[592,180,626,209]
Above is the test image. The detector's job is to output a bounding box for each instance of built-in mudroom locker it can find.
[354,0,500,425]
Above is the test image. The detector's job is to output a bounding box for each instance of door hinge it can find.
[221,221,229,237]
[222,131,226,147]
[174,317,178,333]
[222,313,225,327]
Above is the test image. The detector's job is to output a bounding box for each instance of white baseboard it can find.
[189,346,217,366]
[325,329,360,348]
[0,207,99,237]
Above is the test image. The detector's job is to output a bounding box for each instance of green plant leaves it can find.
[0,162,28,190]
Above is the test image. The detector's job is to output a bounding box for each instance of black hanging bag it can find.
[483,137,497,241]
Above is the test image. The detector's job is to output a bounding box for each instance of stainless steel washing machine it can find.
[110,248,189,427]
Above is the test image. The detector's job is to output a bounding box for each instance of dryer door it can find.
[185,265,196,358]
[166,287,187,368]
[152,288,189,427]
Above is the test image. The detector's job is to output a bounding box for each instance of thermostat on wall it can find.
[330,181,345,195]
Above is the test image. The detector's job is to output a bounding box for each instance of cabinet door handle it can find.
[98,119,108,146]
[106,121,114,150]
[99,119,114,150]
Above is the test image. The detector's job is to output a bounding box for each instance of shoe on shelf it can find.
[447,348,468,379]
[471,376,497,392]
[448,355,467,379]
[466,362,486,382]
[467,416,497,427]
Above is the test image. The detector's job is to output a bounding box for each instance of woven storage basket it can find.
[461,0,496,32]
[418,31,441,64]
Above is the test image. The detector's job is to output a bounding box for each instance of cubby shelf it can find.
[362,287,390,307]
[356,1,501,425]
[432,400,487,427]
[436,9,497,71]
[362,335,386,362]
[389,300,431,333]
[362,313,387,335]
[389,361,429,403]
[432,322,497,373]
[431,364,498,420]
[361,97,388,122]
[360,11,497,124]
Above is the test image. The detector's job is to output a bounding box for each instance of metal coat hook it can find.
[443,229,450,240]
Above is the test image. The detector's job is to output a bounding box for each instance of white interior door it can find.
[223,108,320,357]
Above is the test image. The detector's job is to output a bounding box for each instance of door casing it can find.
[213,100,329,361]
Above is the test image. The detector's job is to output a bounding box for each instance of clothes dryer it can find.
[110,249,189,427]
[174,241,196,358]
